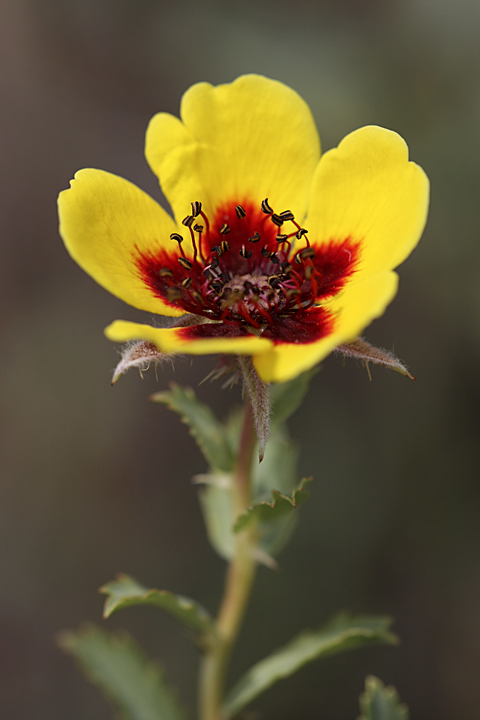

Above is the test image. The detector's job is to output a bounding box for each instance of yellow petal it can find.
[253,271,399,382]
[105,320,273,356]
[58,168,184,316]
[145,74,320,225]
[306,126,429,277]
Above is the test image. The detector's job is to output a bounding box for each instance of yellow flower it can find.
[58,75,429,383]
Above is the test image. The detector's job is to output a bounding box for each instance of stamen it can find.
[167,288,182,301]
[191,201,202,217]
[178,257,193,271]
[238,302,261,328]
[300,247,315,260]
[157,197,327,333]
[200,210,211,238]
[304,263,319,307]
[191,290,204,304]
[305,265,314,280]
[292,219,310,246]
[261,198,273,215]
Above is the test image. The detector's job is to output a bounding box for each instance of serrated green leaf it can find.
[100,574,215,637]
[244,427,306,558]
[234,477,312,531]
[151,383,234,472]
[270,368,318,425]
[358,675,409,720]
[59,625,185,720]
[224,614,397,718]
[197,473,236,560]
[234,478,312,561]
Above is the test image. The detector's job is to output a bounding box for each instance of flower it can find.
[58,75,429,383]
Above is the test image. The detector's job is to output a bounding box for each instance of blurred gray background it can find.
[2,0,480,718]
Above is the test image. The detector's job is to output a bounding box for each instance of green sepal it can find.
[358,675,409,720]
[197,473,235,560]
[234,478,312,533]
[100,574,215,637]
[270,368,319,426]
[58,624,185,720]
[151,383,234,472]
[223,614,398,718]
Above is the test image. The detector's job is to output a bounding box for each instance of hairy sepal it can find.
[111,340,172,385]
[237,356,270,462]
[336,337,414,379]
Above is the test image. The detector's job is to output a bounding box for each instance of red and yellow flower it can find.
[58,75,429,383]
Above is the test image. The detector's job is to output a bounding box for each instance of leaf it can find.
[100,574,215,637]
[246,427,306,558]
[358,675,409,720]
[252,426,298,499]
[151,383,234,472]
[234,478,312,533]
[58,624,185,720]
[270,368,319,425]
[223,614,398,718]
[237,356,270,462]
[197,473,236,560]
[336,338,414,379]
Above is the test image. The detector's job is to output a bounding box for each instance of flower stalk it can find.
[199,398,258,720]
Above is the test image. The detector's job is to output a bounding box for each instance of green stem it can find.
[199,399,258,720]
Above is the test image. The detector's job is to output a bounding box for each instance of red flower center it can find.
[135,199,359,344]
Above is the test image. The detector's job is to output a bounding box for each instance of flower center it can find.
[136,199,359,333]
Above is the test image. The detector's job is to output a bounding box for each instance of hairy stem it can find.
[199,399,258,720]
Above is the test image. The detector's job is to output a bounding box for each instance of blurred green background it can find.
[2,0,480,718]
